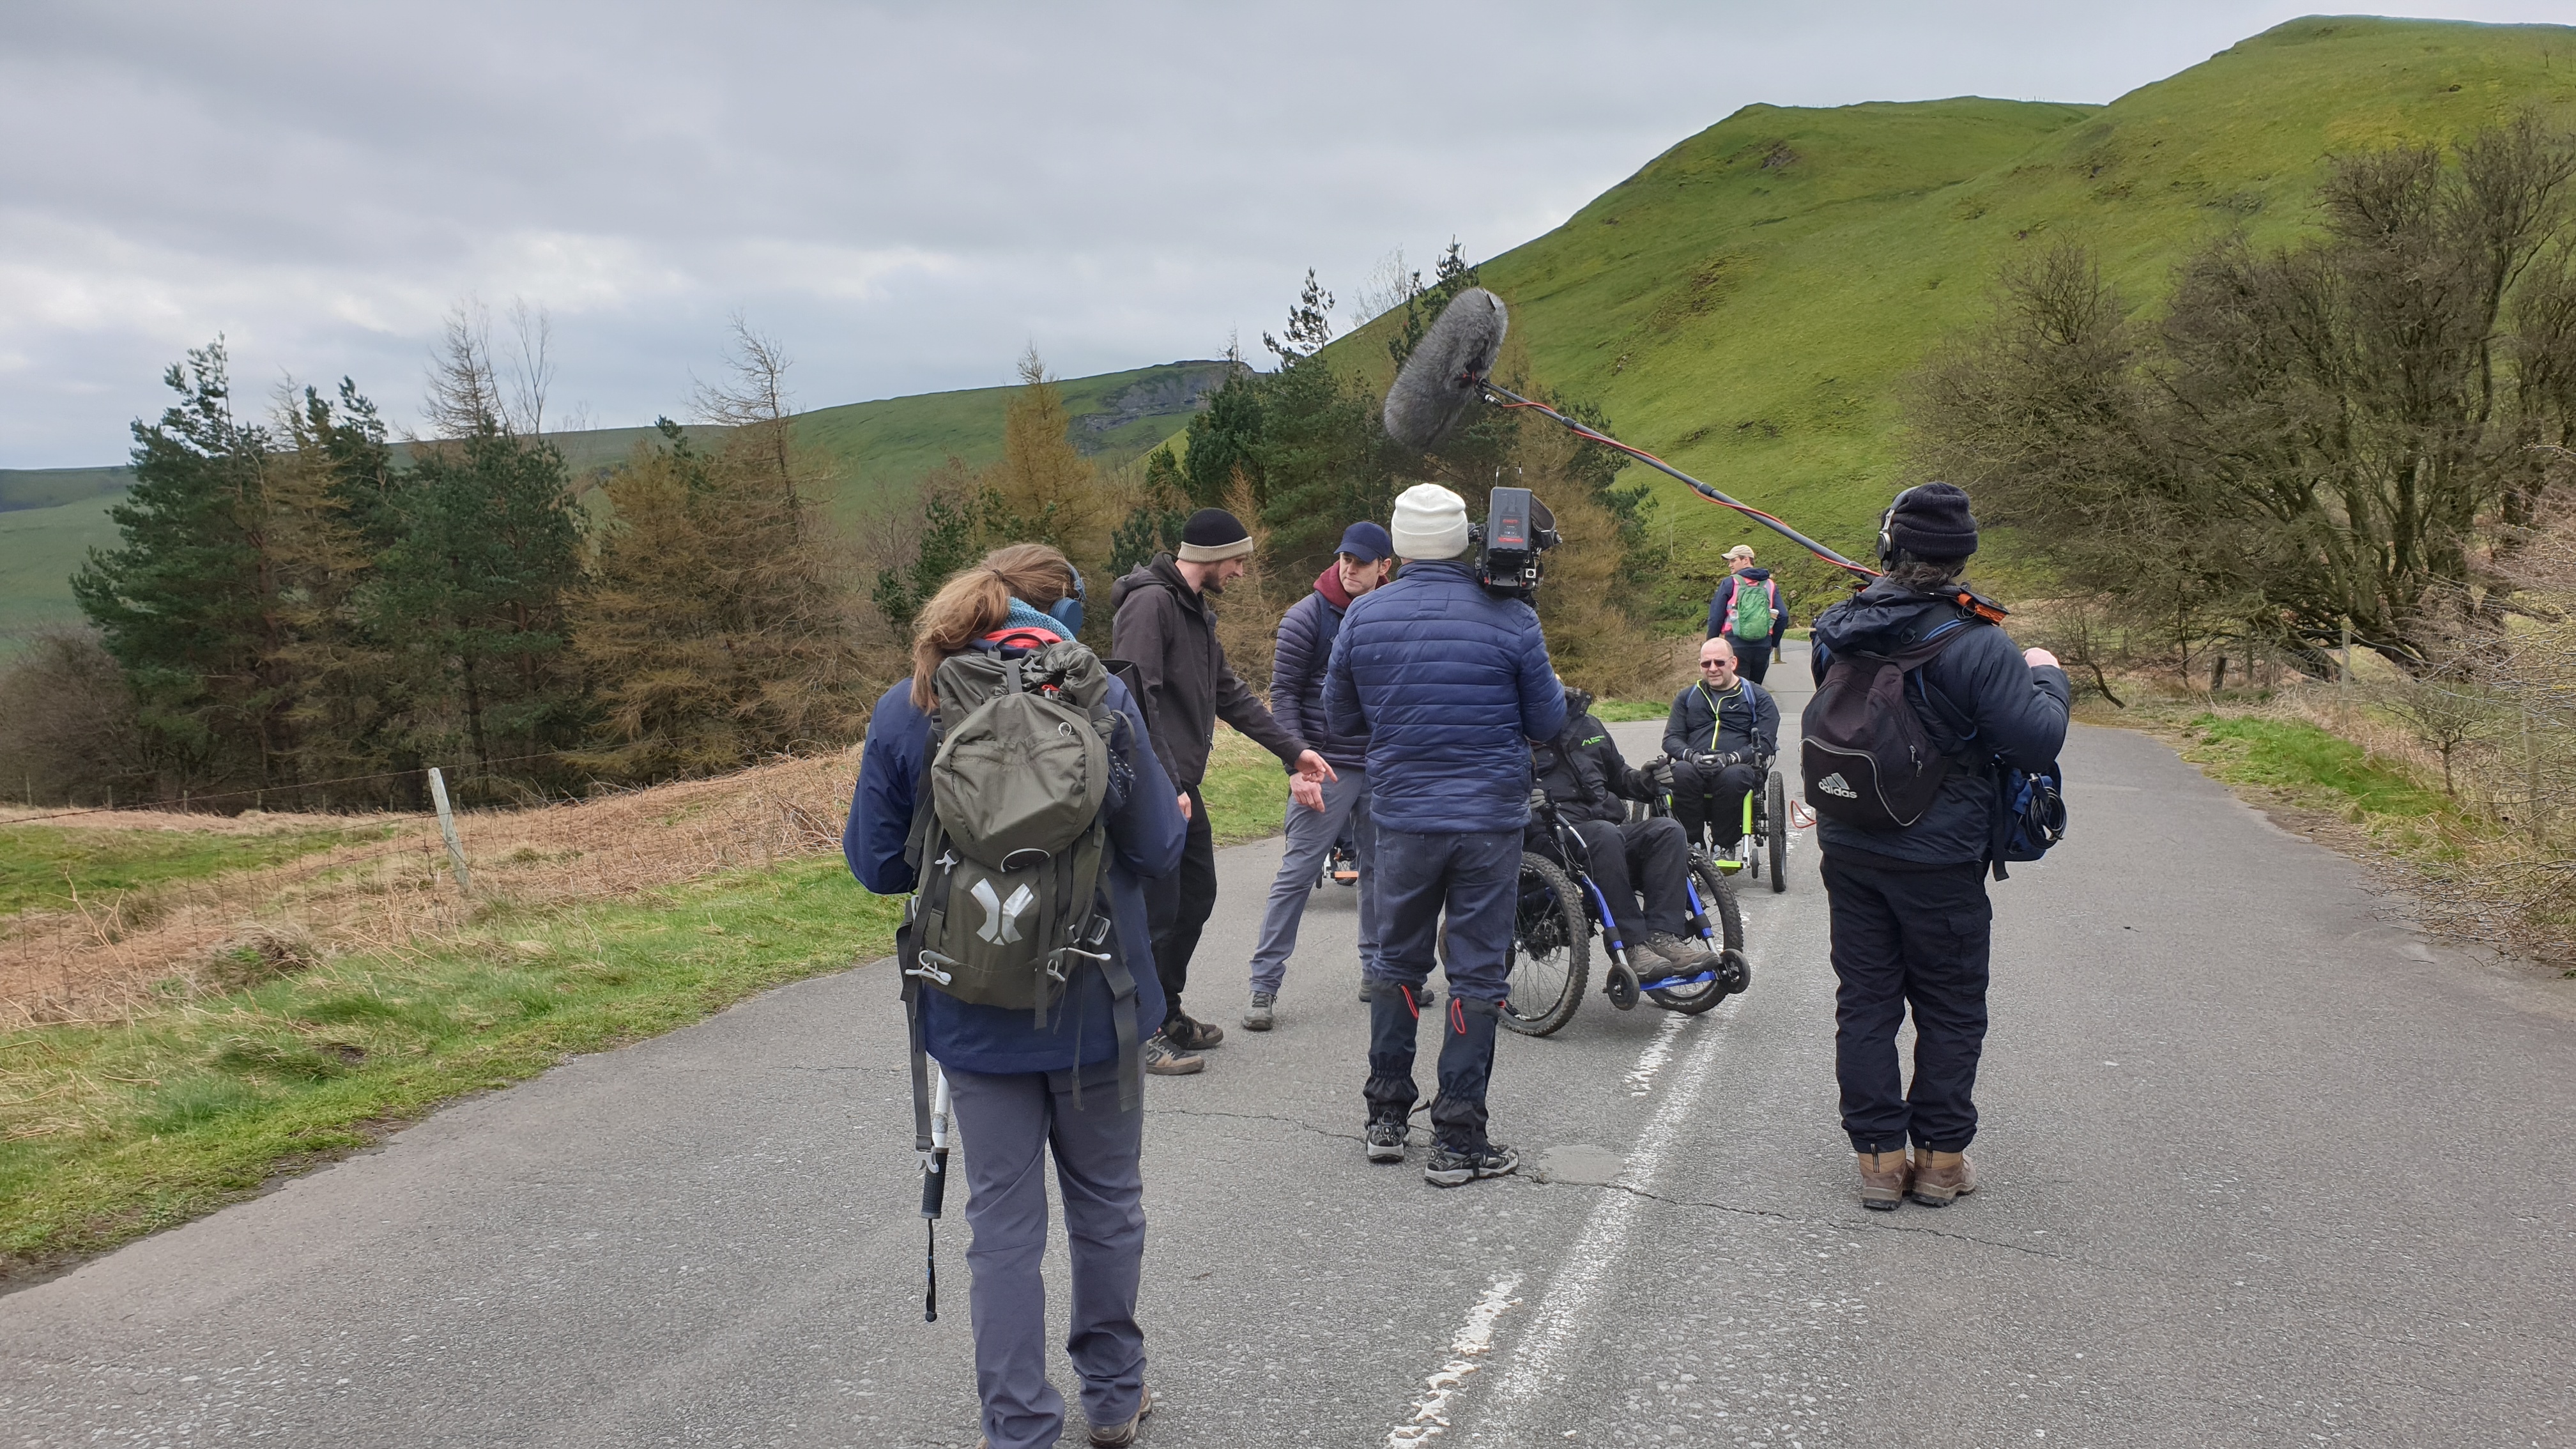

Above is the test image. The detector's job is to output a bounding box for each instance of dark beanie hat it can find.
[1886,482,1979,561]
[1177,508,1255,564]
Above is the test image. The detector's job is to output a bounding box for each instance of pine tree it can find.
[73,341,284,794]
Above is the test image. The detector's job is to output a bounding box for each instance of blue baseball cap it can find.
[1335,521,1393,563]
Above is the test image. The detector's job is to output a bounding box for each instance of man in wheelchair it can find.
[1663,636,1781,852]
[1533,684,1719,973]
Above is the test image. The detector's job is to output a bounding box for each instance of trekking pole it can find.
[921,1066,953,1322]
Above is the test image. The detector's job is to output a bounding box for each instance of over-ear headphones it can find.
[1876,485,1922,569]
[1046,564,1087,634]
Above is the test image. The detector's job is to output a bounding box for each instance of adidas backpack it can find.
[1798,610,1981,831]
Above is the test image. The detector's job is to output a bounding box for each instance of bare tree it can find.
[694,315,803,514]
[424,298,555,438]
[505,298,553,436]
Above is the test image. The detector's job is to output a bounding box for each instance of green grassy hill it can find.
[1334,15,2576,595]
[0,360,1226,651]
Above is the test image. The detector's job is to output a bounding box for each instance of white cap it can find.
[1390,483,1472,561]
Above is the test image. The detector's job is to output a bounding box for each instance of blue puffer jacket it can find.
[1808,580,2071,868]
[845,645,1184,1074]
[1269,565,1369,772]
[1322,558,1567,834]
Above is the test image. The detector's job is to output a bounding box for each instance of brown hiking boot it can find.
[1909,1149,1977,1207]
[1855,1149,1911,1211]
[1088,1384,1155,1446]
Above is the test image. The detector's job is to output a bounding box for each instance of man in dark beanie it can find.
[1804,481,2069,1211]
[1110,508,1337,1074]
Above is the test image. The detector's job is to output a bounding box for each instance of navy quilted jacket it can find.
[1322,558,1567,834]
[1269,566,1370,772]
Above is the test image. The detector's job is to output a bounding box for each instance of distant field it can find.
[0,466,133,512]
[0,492,119,647]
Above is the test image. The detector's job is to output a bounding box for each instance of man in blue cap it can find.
[1242,521,1396,1032]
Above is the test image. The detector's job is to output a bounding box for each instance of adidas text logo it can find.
[1815,772,1857,799]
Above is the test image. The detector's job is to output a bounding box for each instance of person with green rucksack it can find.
[1706,542,1790,684]
[847,542,1183,1449]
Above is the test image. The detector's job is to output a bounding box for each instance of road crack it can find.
[1147,1105,1358,1145]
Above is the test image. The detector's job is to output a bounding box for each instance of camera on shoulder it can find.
[1476,486,1560,599]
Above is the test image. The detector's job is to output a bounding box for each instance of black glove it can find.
[1694,750,1741,771]
[1644,758,1676,790]
[1528,788,1552,813]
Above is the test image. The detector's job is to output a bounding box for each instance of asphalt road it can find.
[7,643,2574,1448]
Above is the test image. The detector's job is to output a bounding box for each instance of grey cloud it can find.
[3,0,2566,463]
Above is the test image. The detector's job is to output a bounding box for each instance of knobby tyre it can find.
[1500,853,1588,1036]
[1765,770,1789,893]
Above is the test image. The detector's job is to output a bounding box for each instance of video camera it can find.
[1474,486,1560,599]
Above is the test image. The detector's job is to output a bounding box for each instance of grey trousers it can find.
[1246,767,1379,995]
[944,1061,1147,1449]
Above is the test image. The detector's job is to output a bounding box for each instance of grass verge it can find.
[2169,712,2467,858]
[0,853,900,1279]
[1,822,377,917]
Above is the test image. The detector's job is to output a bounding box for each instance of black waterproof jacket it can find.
[1807,579,2071,868]
[1663,678,1780,763]
[1534,705,1654,825]
[1108,554,1307,789]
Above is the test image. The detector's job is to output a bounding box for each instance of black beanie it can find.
[1177,508,1255,564]
[1886,482,1979,562]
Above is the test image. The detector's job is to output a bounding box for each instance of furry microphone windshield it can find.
[1383,287,1508,450]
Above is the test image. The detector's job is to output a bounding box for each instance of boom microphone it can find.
[1384,286,1508,450]
[1384,288,1896,590]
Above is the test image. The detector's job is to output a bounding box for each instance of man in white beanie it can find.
[1324,483,1565,1186]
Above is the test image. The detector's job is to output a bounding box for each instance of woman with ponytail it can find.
[846,542,1183,1448]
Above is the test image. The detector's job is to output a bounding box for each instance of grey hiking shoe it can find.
[1087,1383,1155,1446]
[1365,1120,1407,1163]
[1243,991,1276,1031]
[1143,1034,1204,1075]
[1643,932,1717,971]
[1424,1140,1518,1188]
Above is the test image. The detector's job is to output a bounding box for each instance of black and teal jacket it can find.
[1662,677,1780,762]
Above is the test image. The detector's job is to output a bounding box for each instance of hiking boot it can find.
[1243,991,1276,1032]
[1855,1149,1912,1211]
[1143,1034,1204,1075]
[1087,1384,1156,1446]
[1165,1013,1225,1051]
[1365,1119,1408,1162]
[1423,1140,1518,1188]
[1909,1149,1977,1207]
[1643,932,1717,972]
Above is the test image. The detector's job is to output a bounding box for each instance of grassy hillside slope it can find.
[0,360,1224,649]
[1337,15,2576,594]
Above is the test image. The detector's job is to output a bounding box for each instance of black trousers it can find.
[1731,640,1774,683]
[1669,758,1765,848]
[1144,783,1216,1030]
[1562,816,1691,943]
[1819,850,1993,1154]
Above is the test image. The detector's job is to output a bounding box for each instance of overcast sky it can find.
[2,2,2567,467]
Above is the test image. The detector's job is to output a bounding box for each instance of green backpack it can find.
[899,638,1145,1133]
[1731,576,1775,641]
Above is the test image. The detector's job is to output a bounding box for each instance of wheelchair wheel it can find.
[1499,853,1588,1037]
[1765,770,1788,893]
[1650,859,1748,1014]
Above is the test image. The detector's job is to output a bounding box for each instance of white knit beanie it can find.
[1390,483,1472,561]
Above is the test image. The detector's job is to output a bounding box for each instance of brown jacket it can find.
[1108,554,1305,788]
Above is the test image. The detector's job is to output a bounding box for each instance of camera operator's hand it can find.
[2023,647,2061,669]
[1293,749,1338,786]
[1290,774,1326,813]
[1176,792,1192,822]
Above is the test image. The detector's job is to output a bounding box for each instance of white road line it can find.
[1388,1273,1524,1447]
[1621,1010,1690,1098]
[1475,1000,1738,1443]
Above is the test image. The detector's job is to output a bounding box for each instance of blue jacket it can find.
[845,654,1184,1075]
[1322,558,1566,834]
[1269,566,1370,772]
[1663,677,1780,762]
[1808,580,2071,867]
